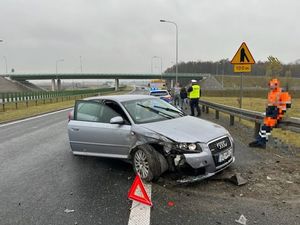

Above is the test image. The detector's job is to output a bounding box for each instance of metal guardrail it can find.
[0,87,127,112]
[0,87,116,104]
[199,99,300,135]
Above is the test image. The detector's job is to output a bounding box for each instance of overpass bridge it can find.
[8,73,210,91]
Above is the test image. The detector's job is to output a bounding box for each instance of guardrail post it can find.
[230,115,234,126]
[15,102,18,109]
[205,106,209,114]
[215,110,219,119]
[2,103,5,112]
[254,122,260,138]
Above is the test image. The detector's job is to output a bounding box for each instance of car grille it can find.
[208,136,231,153]
[208,136,232,167]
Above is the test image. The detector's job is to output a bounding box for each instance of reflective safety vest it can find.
[189,84,200,99]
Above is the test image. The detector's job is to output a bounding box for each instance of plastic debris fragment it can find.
[64,209,75,213]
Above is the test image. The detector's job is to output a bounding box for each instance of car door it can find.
[68,100,132,158]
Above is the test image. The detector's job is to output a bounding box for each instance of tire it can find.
[132,145,162,182]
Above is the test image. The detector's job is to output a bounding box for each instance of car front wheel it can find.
[132,145,162,182]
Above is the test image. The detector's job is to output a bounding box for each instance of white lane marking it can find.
[0,108,72,128]
[128,183,152,225]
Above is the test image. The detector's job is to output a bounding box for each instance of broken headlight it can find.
[175,143,202,152]
[158,135,202,153]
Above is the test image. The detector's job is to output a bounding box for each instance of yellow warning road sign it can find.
[234,64,251,73]
[231,42,255,64]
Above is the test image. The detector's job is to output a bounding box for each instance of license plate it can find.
[218,149,232,163]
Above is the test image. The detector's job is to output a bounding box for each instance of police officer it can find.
[187,80,201,116]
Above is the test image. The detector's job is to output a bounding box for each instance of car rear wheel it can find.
[132,145,162,182]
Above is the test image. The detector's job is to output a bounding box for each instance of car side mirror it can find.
[110,116,124,125]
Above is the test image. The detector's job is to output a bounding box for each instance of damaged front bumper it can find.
[173,145,235,184]
[176,156,235,183]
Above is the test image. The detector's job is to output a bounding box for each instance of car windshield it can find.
[122,98,185,124]
[150,91,169,97]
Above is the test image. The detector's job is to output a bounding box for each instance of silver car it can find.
[68,95,235,182]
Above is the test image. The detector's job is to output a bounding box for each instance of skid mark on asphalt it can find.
[128,183,151,225]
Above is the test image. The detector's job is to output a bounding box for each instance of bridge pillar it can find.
[51,79,56,91]
[115,78,119,91]
[57,79,62,91]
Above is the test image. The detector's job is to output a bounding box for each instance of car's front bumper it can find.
[173,144,235,183]
[176,156,235,183]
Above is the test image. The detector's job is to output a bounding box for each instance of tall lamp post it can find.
[160,19,178,86]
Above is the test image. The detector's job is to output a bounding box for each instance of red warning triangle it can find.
[128,175,152,206]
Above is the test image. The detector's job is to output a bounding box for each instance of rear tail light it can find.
[68,112,72,122]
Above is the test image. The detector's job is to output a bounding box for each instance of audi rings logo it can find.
[216,140,228,149]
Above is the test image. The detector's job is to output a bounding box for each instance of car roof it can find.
[84,94,156,102]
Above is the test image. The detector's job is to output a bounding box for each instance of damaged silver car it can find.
[68,95,235,182]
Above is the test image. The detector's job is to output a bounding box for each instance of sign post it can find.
[231,42,255,109]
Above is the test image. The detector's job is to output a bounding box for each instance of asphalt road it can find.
[0,89,299,225]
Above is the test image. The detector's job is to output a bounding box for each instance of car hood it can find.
[139,116,229,143]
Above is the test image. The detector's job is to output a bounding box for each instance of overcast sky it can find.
[0,0,299,74]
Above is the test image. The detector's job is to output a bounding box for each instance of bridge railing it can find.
[0,87,122,112]
[198,99,300,135]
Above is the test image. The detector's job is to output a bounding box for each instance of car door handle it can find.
[71,128,80,131]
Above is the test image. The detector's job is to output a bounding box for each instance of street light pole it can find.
[160,19,178,86]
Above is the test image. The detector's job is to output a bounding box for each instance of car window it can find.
[122,98,183,124]
[76,101,102,122]
[75,101,121,123]
[103,100,131,125]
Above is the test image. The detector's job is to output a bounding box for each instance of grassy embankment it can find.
[0,88,132,124]
[202,96,300,147]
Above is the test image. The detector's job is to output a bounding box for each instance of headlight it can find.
[175,143,201,152]
[188,143,197,151]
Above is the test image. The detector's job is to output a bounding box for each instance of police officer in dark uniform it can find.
[187,80,201,117]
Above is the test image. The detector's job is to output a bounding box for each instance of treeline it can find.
[164,59,300,77]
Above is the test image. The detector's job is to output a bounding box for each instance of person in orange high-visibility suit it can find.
[249,78,291,149]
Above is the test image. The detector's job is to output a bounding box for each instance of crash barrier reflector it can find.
[128,175,152,207]
[199,99,300,136]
